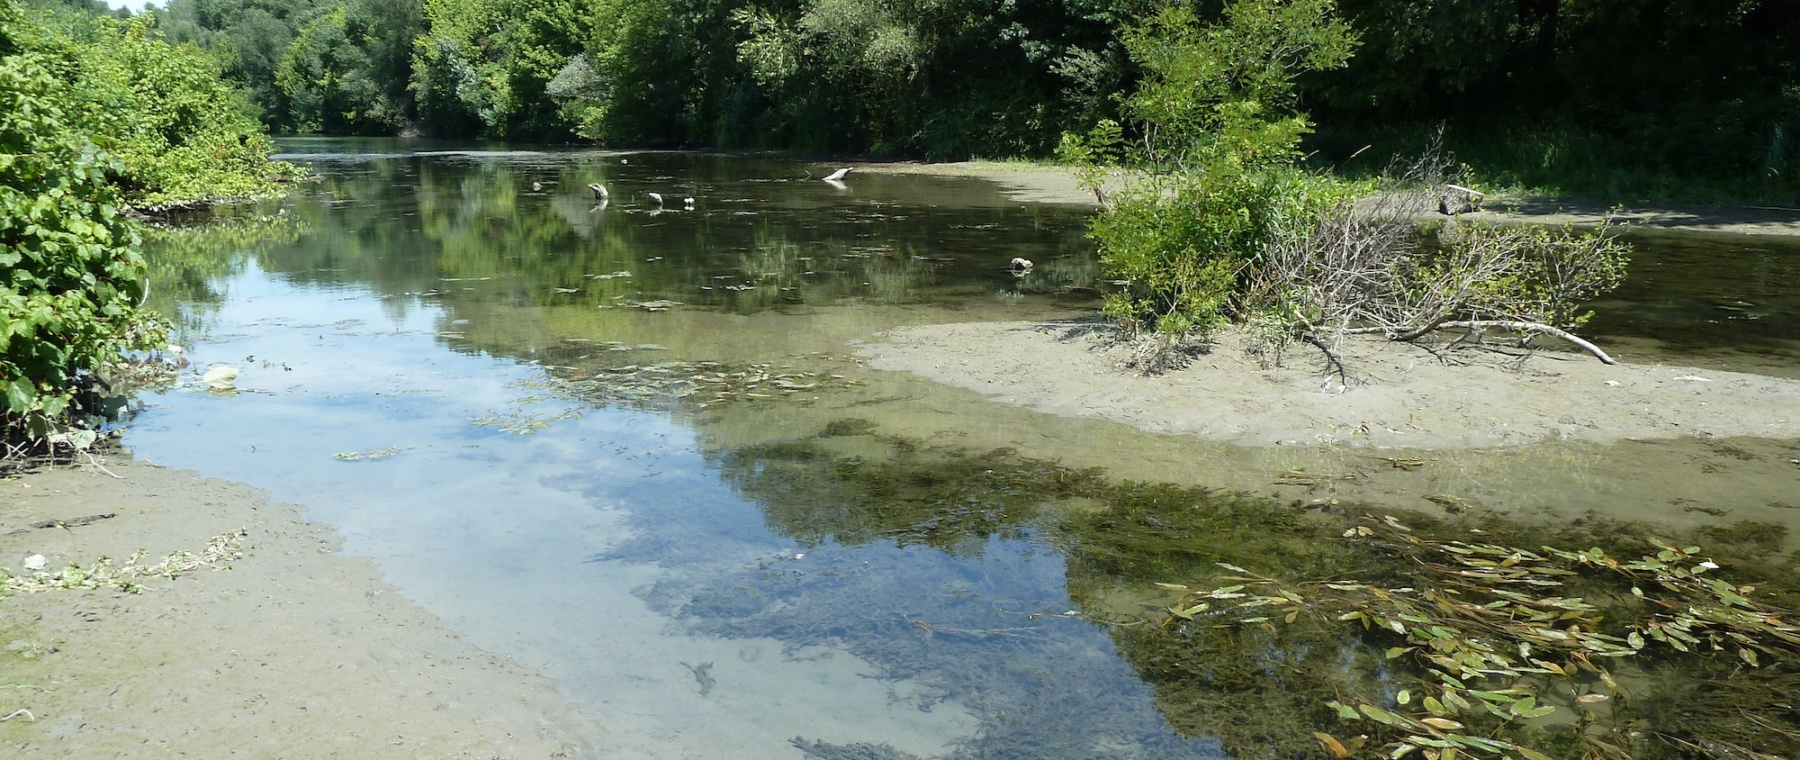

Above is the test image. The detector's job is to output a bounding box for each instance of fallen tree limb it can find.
[1345,321,1616,365]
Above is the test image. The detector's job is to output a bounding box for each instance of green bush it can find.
[41,11,294,207]
[3,0,289,444]
[0,42,163,438]
[1071,0,1358,337]
[1075,1,1631,363]
[1091,164,1348,335]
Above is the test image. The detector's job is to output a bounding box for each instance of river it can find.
[123,140,1800,759]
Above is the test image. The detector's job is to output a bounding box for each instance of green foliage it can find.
[1074,0,1358,337]
[20,4,294,207]
[567,0,688,143]
[1092,165,1348,335]
[0,36,163,437]
[1314,0,1800,201]
[158,0,328,121]
[412,0,591,138]
[2,0,287,443]
[122,0,1800,198]
[1122,1,1357,170]
[274,0,422,134]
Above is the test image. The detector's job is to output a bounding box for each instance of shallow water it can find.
[125,142,1800,758]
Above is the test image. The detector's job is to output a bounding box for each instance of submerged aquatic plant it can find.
[545,361,860,412]
[1159,516,1800,759]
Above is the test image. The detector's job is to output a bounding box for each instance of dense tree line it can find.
[147,0,1798,196]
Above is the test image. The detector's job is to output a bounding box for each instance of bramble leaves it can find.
[2,0,288,442]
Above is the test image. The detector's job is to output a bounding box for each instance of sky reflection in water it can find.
[124,148,1217,759]
[122,144,1800,759]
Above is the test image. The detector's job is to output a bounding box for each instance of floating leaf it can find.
[1314,732,1350,758]
[1359,704,1406,726]
[1420,717,1464,730]
[1513,746,1556,760]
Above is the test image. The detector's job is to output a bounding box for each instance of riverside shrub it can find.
[0,45,163,438]
[1071,0,1358,337]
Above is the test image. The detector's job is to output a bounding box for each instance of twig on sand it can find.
[1,709,36,722]
[5,513,117,536]
[79,450,125,479]
[1300,333,1348,387]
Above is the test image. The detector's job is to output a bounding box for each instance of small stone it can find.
[1438,184,1485,215]
[23,554,46,571]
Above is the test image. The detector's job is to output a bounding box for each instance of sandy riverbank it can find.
[859,321,1800,450]
[861,161,1800,237]
[0,458,605,758]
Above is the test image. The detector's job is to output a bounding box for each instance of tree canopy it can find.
[134,0,1800,198]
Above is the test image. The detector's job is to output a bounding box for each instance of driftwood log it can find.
[1347,321,1616,365]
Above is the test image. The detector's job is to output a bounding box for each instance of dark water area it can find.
[1585,230,1800,377]
[123,141,1800,759]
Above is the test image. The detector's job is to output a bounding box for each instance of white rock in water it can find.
[23,554,46,571]
[203,365,240,390]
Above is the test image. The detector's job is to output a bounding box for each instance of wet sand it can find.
[0,459,606,758]
[859,321,1800,450]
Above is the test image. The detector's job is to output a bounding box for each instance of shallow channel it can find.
[124,141,1800,758]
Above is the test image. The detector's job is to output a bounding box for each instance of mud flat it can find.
[0,458,605,759]
[860,321,1800,450]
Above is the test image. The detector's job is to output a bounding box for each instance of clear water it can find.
[124,142,1800,759]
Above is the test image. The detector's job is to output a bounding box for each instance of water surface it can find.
[126,143,1800,758]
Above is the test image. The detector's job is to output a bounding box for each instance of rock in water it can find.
[1439,184,1485,215]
